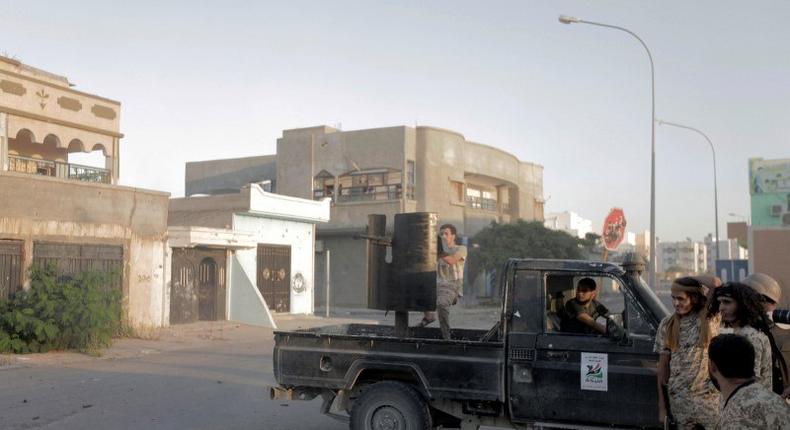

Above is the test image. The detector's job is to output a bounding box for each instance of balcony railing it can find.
[466,196,498,211]
[337,184,402,202]
[8,155,111,184]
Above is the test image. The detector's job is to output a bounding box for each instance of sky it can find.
[2,1,788,241]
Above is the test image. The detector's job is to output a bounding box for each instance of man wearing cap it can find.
[561,277,612,335]
[743,272,790,396]
[708,334,790,429]
[654,276,720,429]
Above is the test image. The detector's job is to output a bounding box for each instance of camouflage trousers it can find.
[668,387,719,430]
[424,280,461,340]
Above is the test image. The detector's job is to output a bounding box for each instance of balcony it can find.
[9,155,111,184]
[466,195,498,211]
[337,184,402,203]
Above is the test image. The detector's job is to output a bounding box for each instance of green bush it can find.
[0,266,122,354]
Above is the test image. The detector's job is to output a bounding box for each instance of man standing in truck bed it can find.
[419,223,466,340]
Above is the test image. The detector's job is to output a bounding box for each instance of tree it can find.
[470,220,584,275]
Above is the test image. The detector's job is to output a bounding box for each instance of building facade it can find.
[703,235,748,275]
[634,230,652,261]
[748,157,790,308]
[186,125,544,307]
[0,56,169,328]
[543,211,592,239]
[168,184,329,326]
[657,240,708,274]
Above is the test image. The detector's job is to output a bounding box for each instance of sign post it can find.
[601,208,627,262]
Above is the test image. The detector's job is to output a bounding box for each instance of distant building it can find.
[185,125,545,307]
[748,157,790,308]
[544,211,592,239]
[634,230,651,260]
[749,157,790,227]
[657,240,708,274]
[704,235,748,274]
[727,221,748,248]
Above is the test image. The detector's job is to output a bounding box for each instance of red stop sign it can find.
[602,208,627,251]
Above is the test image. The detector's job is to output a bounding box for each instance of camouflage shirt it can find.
[730,326,773,390]
[717,381,790,430]
[654,312,721,429]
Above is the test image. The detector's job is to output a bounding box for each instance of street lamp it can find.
[559,14,657,289]
[657,119,720,262]
[728,212,749,223]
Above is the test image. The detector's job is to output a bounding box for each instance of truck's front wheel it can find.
[350,381,432,430]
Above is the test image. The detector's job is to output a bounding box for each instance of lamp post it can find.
[728,212,749,224]
[559,15,657,288]
[657,119,720,263]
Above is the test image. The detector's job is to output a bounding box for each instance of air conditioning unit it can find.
[770,204,783,217]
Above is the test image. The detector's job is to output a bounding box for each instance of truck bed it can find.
[273,323,505,401]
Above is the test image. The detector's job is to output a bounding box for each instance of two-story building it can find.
[0,56,169,328]
[185,125,544,308]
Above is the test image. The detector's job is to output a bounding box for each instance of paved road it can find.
[0,309,502,430]
[0,321,350,430]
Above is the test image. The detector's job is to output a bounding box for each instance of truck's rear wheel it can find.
[350,381,432,430]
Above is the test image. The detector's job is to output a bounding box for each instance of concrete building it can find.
[703,235,747,274]
[168,184,329,326]
[634,230,651,261]
[727,221,748,248]
[185,125,544,307]
[657,240,708,274]
[0,55,169,328]
[543,211,592,239]
[748,157,790,308]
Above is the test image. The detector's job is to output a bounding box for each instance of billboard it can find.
[749,158,790,227]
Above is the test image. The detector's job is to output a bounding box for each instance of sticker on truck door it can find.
[580,352,608,391]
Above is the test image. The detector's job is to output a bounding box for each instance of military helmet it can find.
[742,272,782,304]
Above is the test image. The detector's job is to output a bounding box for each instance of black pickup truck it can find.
[271,258,669,430]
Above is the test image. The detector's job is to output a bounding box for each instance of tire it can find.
[350,381,432,430]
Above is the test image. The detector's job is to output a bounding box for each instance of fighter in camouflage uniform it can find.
[730,325,773,390]
[711,283,774,390]
[654,277,721,429]
[708,334,790,430]
[717,381,790,429]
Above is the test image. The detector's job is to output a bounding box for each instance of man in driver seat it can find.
[562,277,609,335]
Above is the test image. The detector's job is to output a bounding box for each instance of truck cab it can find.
[504,258,668,428]
[271,257,670,430]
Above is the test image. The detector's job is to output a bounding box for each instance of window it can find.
[466,186,497,211]
[544,274,624,335]
[337,169,403,202]
[450,181,464,204]
[313,170,335,201]
[406,160,416,200]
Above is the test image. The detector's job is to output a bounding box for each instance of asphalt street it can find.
[0,308,502,430]
[0,320,353,430]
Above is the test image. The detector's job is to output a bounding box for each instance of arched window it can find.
[337,168,402,202]
[313,170,335,200]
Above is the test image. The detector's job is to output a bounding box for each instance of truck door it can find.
[509,272,659,428]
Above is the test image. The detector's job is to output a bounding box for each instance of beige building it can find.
[0,56,169,328]
[186,125,544,308]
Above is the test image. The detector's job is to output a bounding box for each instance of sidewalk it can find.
[0,304,501,370]
[0,313,378,370]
